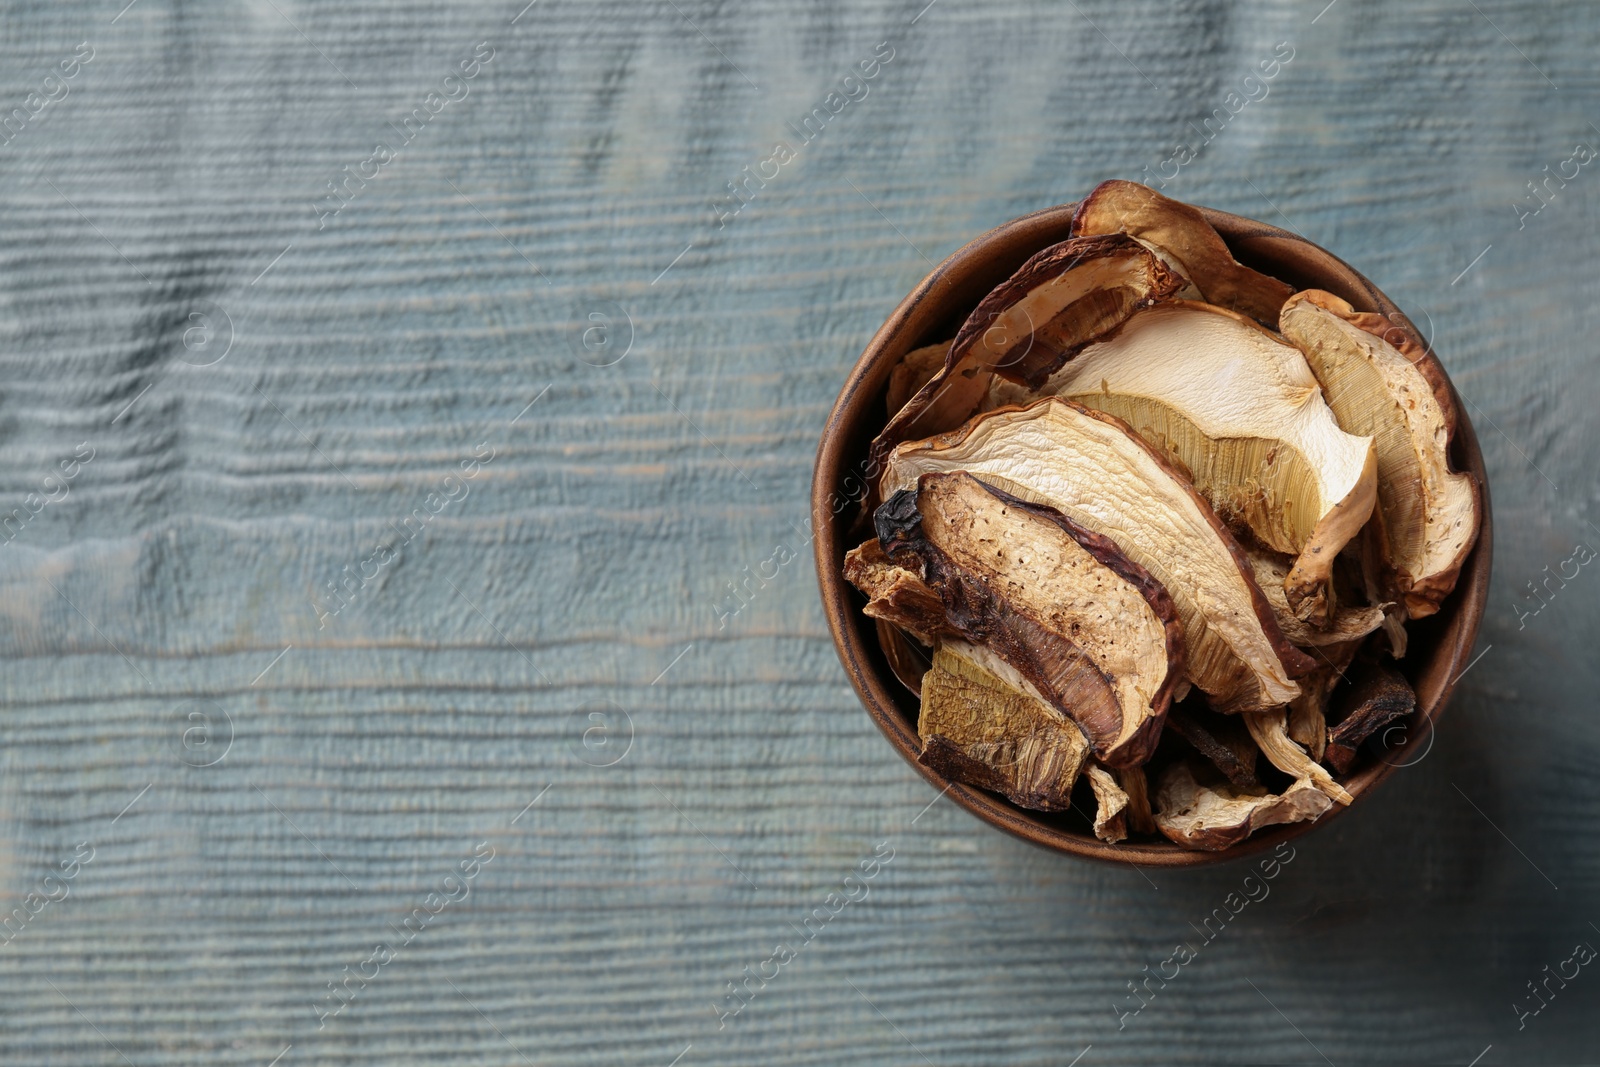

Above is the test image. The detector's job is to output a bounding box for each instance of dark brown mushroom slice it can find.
[1166,705,1261,791]
[1070,179,1295,327]
[1154,760,1333,852]
[918,641,1091,812]
[875,471,1184,768]
[866,235,1181,508]
[875,618,930,697]
[1325,664,1417,774]
[884,399,1316,713]
[843,538,946,644]
[1118,765,1156,835]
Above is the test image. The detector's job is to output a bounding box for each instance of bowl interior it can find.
[812,201,1493,867]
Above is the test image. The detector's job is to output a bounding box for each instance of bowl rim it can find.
[810,199,1493,868]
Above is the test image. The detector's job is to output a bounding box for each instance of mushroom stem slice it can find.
[876,472,1184,768]
[1245,544,1386,647]
[918,641,1091,812]
[885,398,1313,713]
[1154,761,1333,852]
[1325,665,1416,774]
[1242,707,1353,805]
[867,235,1181,500]
[1279,290,1481,619]
[990,301,1378,627]
[1084,764,1130,843]
[1070,180,1296,327]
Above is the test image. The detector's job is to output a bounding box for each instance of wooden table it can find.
[0,1,1593,1063]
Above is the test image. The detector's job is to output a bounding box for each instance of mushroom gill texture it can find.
[884,398,1314,713]
[1154,761,1332,852]
[990,301,1378,627]
[1070,179,1296,327]
[917,641,1091,812]
[874,472,1184,768]
[1279,290,1480,619]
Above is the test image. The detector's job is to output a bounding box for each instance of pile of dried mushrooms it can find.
[848,180,1480,851]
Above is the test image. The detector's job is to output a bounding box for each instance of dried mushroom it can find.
[843,185,1480,852]
[884,399,1314,713]
[1084,763,1130,843]
[1243,707,1353,805]
[886,339,952,415]
[1154,761,1332,851]
[875,471,1183,767]
[918,641,1091,811]
[991,302,1378,626]
[1325,664,1416,774]
[1071,179,1295,326]
[866,235,1181,495]
[1279,290,1479,619]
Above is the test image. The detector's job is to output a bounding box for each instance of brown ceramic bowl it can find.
[812,201,1492,867]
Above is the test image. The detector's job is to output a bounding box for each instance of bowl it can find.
[811,200,1492,867]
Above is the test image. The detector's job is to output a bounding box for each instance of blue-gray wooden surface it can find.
[0,0,1595,1063]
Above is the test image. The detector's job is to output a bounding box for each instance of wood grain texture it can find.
[0,0,1595,1063]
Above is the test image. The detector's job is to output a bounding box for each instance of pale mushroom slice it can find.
[1084,763,1130,843]
[918,640,1091,812]
[885,339,952,415]
[990,302,1378,627]
[866,235,1181,500]
[1070,179,1295,327]
[1279,290,1480,619]
[884,398,1314,713]
[1244,544,1385,647]
[1242,707,1353,805]
[1154,761,1333,852]
[876,471,1184,767]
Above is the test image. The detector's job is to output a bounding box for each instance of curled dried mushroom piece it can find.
[1279,290,1479,619]
[1071,179,1296,327]
[875,471,1184,767]
[918,641,1091,812]
[1154,760,1332,852]
[866,235,1181,499]
[886,339,952,416]
[885,398,1313,713]
[1085,764,1131,843]
[1325,664,1416,774]
[991,301,1378,626]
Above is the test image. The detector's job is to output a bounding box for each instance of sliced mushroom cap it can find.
[1279,290,1480,618]
[875,472,1184,767]
[866,235,1181,500]
[918,641,1091,811]
[886,339,953,416]
[990,301,1378,626]
[1071,180,1296,327]
[1154,761,1333,851]
[884,398,1314,713]
[1325,664,1416,774]
[1084,763,1130,843]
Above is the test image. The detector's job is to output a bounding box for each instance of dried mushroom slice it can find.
[885,339,953,416]
[1279,290,1480,618]
[1243,707,1353,805]
[843,539,946,644]
[1118,765,1156,835]
[991,302,1378,627]
[918,641,1091,811]
[1325,664,1416,774]
[884,398,1314,713]
[1244,545,1385,647]
[1070,180,1296,326]
[876,618,930,697]
[1084,763,1130,843]
[875,472,1183,767]
[866,235,1181,498]
[1154,761,1333,852]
